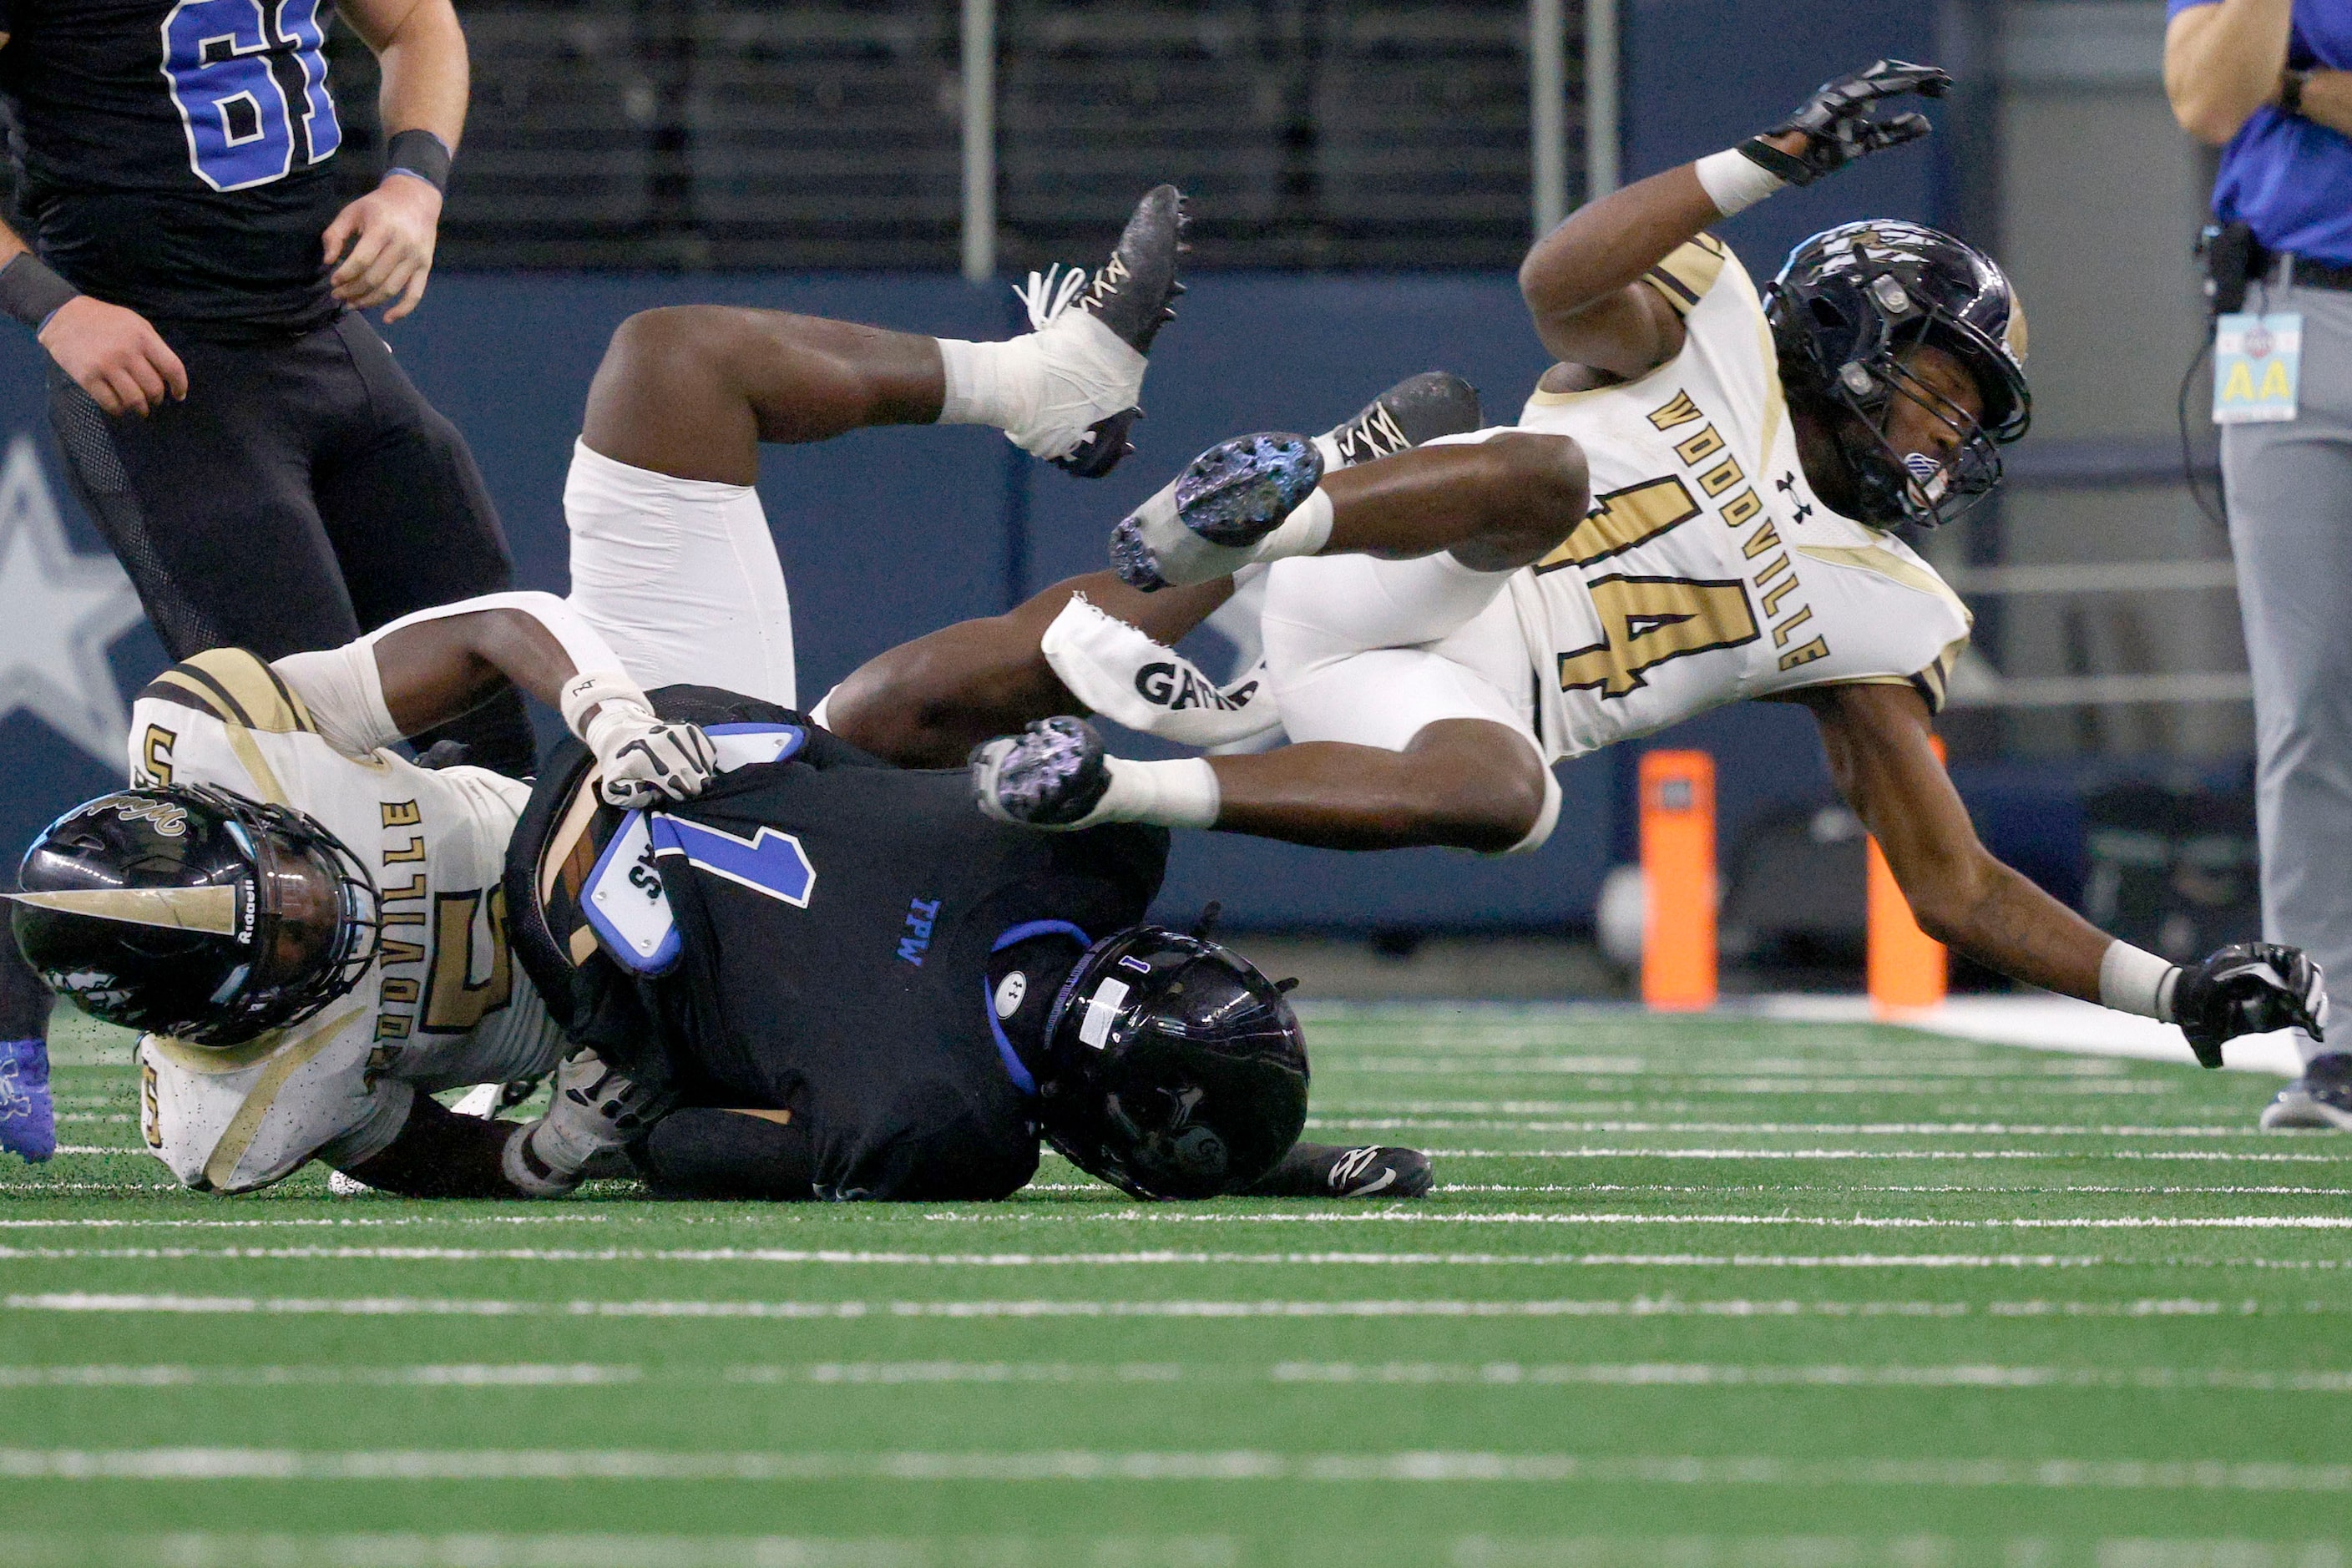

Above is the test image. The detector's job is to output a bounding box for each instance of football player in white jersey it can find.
[957,61,2327,1069]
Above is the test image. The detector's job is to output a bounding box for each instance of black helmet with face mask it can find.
[1764,220,2031,529]
[10,785,379,1046]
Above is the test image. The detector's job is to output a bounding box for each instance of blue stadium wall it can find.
[0,0,1952,931]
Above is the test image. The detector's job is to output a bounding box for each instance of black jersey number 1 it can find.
[160,0,341,192]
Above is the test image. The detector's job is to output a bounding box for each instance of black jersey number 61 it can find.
[160,0,341,192]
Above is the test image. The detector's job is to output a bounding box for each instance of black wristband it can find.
[1738,136,1816,187]
[0,251,81,331]
[2283,69,2310,118]
[383,128,453,193]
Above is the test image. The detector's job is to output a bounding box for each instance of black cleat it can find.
[1245,1141,1434,1199]
[1050,185,1188,478]
[1319,371,1485,468]
[971,716,1113,828]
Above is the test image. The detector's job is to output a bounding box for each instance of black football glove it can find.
[1740,59,1950,186]
[2172,942,2327,1069]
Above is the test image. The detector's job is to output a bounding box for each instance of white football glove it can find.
[501,1049,672,1198]
[560,672,720,807]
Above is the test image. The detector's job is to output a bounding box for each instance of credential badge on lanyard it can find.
[2214,311,2303,424]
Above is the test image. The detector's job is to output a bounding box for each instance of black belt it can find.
[2261,250,2352,291]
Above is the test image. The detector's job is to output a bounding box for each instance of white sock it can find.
[1139,485,1338,587]
[1086,756,1221,830]
[933,311,1145,463]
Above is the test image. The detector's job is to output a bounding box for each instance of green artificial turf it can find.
[3,1002,2349,1566]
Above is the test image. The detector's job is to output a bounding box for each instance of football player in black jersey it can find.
[0,0,532,767]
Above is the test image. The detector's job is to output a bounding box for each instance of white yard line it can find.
[0,1216,610,1229]
[2,1245,2346,1270]
[0,1535,1236,1568]
[0,1364,640,1387]
[16,1359,2332,1394]
[0,1292,2274,1320]
[913,1211,2352,1230]
[1407,1148,2352,1162]
[1755,994,2307,1076]
[2,1447,2348,1491]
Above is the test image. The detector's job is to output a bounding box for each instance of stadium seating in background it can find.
[686,3,963,268]
[441,3,660,266]
[1312,3,1543,265]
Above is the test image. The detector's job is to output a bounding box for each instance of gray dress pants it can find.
[2224,281,2352,1060]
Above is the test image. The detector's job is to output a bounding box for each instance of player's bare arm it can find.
[1803,680,2324,1060]
[323,0,468,320]
[0,216,187,417]
[1802,682,2110,998]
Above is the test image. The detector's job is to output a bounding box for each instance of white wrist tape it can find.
[1694,147,1786,216]
[2099,940,2182,1022]
[559,672,653,745]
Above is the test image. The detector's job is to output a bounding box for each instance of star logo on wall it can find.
[0,433,147,765]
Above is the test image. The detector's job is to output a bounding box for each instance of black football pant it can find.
[45,311,535,777]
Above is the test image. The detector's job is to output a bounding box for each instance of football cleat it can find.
[1317,370,1485,469]
[1244,1141,1434,1199]
[1110,432,1324,591]
[1017,185,1188,479]
[2260,1052,2352,1130]
[0,1036,54,1164]
[971,716,1113,828]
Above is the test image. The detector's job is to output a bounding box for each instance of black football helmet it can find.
[1764,220,2031,529]
[1033,924,1309,1199]
[10,784,379,1046]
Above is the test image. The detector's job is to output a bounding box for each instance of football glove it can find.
[560,673,721,808]
[0,1036,53,1164]
[1741,59,1950,186]
[2172,942,2327,1069]
[501,1050,673,1197]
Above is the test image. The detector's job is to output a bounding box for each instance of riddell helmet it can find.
[1764,220,2031,529]
[10,785,379,1046]
[1034,925,1309,1199]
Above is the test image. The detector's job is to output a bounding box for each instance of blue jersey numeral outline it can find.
[159,0,339,192]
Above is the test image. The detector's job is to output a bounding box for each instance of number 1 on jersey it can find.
[161,0,340,192]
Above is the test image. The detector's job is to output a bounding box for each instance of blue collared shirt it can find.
[2173,0,2352,264]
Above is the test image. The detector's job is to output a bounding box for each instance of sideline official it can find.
[2167,0,2352,1126]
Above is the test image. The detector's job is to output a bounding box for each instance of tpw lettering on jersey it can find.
[898,898,942,967]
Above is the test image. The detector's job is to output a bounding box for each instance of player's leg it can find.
[580,184,1186,487]
[820,373,1494,766]
[976,584,1560,854]
[2223,336,2352,1127]
[44,342,361,661]
[564,187,1186,706]
[1109,426,1588,594]
[311,316,539,777]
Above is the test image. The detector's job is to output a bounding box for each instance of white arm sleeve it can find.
[273,591,642,755]
[272,643,402,758]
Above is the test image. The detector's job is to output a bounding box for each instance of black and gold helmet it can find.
[10,785,379,1046]
[1765,220,2030,529]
